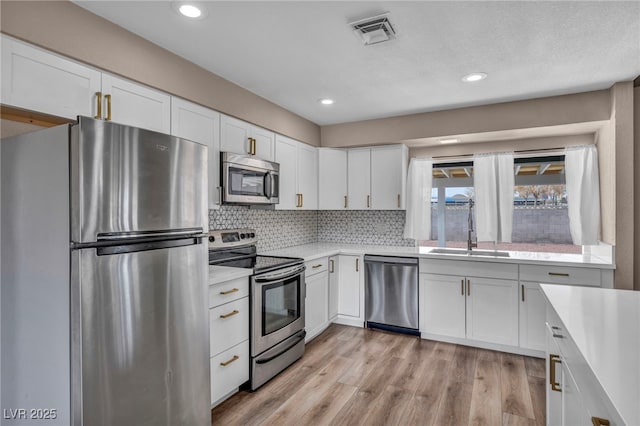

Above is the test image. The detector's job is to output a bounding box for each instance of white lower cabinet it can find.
[304,258,329,342]
[421,274,466,338]
[336,255,362,320]
[466,277,518,346]
[208,277,249,407]
[519,281,547,351]
[328,256,339,320]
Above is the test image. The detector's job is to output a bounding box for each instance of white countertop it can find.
[262,243,614,269]
[208,265,252,285]
[541,285,640,426]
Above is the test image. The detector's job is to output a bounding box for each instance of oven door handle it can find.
[254,265,306,283]
[255,331,306,364]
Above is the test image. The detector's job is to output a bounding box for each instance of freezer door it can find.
[71,117,207,243]
[71,240,209,426]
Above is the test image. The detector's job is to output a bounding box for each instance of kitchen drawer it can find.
[209,297,249,357]
[520,264,601,287]
[210,340,249,405]
[420,259,517,280]
[209,277,249,308]
[305,257,328,277]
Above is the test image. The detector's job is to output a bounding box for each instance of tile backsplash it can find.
[317,210,414,247]
[209,207,413,252]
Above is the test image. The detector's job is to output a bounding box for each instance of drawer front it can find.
[209,297,249,357]
[520,265,601,286]
[305,257,328,277]
[420,259,518,280]
[209,277,249,308]
[210,340,249,405]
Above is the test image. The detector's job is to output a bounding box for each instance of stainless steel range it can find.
[208,229,306,390]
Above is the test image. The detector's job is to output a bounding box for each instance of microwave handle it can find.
[264,173,272,199]
[269,173,276,199]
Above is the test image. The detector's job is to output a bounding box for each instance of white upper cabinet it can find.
[275,134,317,210]
[220,114,275,161]
[371,145,408,210]
[1,35,101,120]
[170,98,221,209]
[101,74,171,134]
[347,149,371,210]
[318,148,348,210]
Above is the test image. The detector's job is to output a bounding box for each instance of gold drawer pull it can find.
[461,279,464,296]
[549,354,561,392]
[522,284,525,302]
[591,417,610,426]
[312,264,323,269]
[219,288,239,295]
[95,92,102,119]
[330,259,335,273]
[367,195,370,208]
[344,195,348,209]
[397,193,401,208]
[548,272,570,277]
[220,355,239,367]
[105,94,112,121]
[219,309,239,319]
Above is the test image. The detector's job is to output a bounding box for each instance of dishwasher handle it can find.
[363,255,418,266]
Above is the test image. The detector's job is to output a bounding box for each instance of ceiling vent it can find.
[349,13,396,46]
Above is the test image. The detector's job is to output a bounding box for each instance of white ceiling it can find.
[75,1,640,126]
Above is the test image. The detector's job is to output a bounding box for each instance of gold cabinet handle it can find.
[300,193,304,208]
[105,94,112,121]
[94,92,102,119]
[591,417,610,426]
[296,193,302,208]
[220,355,239,367]
[344,195,348,209]
[355,258,359,272]
[329,259,334,273]
[461,279,464,296]
[219,309,239,319]
[522,284,525,302]
[251,138,257,155]
[467,279,471,296]
[548,272,569,277]
[312,264,322,269]
[549,354,561,392]
[397,194,401,208]
[219,288,239,295]
[367,195,370,208]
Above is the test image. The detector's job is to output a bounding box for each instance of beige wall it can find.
[321,90,611,147]
[0,1,321,146]
[635,86,640,291]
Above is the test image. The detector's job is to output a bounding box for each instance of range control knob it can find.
[250,233,256,238]
[208,236,215,242]
[240,233,246,239]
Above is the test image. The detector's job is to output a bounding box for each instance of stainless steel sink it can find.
[429,248,510,257]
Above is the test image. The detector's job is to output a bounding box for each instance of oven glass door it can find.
[263,277,300,335]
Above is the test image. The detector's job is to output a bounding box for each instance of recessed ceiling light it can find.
[319,99,334,105]
[179,4,201,18]
[462,72,487,83]
[439,138,460,144]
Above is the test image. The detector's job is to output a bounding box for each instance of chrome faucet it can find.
[467,199,477,251]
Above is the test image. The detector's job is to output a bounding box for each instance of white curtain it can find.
[403,157,433,240]
[565,145,600,245]
[473,152,514,243]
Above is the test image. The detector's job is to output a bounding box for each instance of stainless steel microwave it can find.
[221,152,279,205]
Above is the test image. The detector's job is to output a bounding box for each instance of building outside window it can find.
[420,155,580,254]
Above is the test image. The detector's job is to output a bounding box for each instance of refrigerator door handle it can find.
[96,228,204,241]
[96,236,203,256]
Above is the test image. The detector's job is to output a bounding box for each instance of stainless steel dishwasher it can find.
[364,255,419,335]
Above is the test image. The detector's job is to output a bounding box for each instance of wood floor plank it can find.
[501,353,536,420]
[360,385,413,426]
[434,380,474,426]
[388,340,429,392]
[524,356,546,379]
[397,357,450,425]
[502,413,537,426]
[451,345,478,384]
[527,375,546,426]
[330,388,382,426]
[297,382,357,426]
[476,347,502,363]
[432,341,458,360]
[469,359,502,426]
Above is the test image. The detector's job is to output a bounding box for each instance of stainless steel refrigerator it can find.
[1,117,210,425]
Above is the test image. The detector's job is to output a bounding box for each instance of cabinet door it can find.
[546,323,563,426]
[347,149,371,209]
[562,362,592,426]
[370,146,407,210]
[297,143,318,210]
[519,281,547,351]
[318,149,348,210]
[466,277,519,346]
[274,135,298,210]
[328,256,339,319]
[220,114,251,155]
[250,125,275,161]
[421,273,466,338]
[337,255,360,317]
[1,36,101,120]
[171,98,221,209]
[305,271,329,342]
[101,74,171,133]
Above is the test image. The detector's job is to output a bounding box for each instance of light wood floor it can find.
[211,324,546,426]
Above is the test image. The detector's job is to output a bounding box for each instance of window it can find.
[420,155,580,254]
